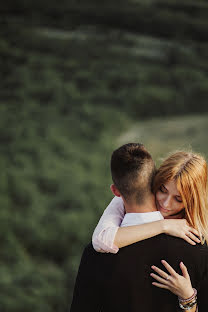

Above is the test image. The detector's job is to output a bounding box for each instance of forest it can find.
[1,1,208,311]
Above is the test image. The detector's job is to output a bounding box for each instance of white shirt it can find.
[121,211,164,227]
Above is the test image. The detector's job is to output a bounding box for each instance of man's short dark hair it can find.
[111,143,156,204]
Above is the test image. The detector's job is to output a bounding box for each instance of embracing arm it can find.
[115,219,200,248]
[115,220,165,248]
[92,197,200,254]
[92,197,167,253]
[92,196,125,253]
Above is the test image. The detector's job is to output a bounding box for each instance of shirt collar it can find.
[121,211,164,227]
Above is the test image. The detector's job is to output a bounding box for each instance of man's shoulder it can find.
[151,234,208,253]
[165,235,208,251]
[80,243,116,278]
[84,242,94,252]
[82,242,97,258]
[83,242,116,259]
[78,243,100,269]
[194,242,208,257]
[118,234,208,257]
[82,243,114,259]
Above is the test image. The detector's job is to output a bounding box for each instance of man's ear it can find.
[110,184,121,197]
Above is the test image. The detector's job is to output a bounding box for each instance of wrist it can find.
[178,288,197,310]
[161,219,168,234]
[180,288,195,301]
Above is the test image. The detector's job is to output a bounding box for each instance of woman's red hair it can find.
[153,151,208,244]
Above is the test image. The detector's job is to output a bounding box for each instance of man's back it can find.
[70,235,208,312]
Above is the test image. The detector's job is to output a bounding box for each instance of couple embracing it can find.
[70,143,208,312]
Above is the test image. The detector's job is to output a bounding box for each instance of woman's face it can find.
[155,179,185,218]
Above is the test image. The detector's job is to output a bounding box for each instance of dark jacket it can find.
[70,234,208,312]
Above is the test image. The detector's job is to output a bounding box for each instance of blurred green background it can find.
[1,1,208,311]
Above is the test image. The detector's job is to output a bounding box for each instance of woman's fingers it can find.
[182,234,197,245]
[152,282,169,290]
[151,265,169,279]
[186,231,201,244]
[189,227,200,237]
[180,262,190,279]
[150,273,170,285]
[161,260,177,276]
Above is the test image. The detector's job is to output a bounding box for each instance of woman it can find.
[92,151,208,312]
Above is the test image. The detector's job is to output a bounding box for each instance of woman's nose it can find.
[163,196,171,208]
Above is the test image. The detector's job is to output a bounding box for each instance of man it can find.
[70,143,208,312]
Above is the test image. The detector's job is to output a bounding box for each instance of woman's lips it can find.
[157,202,170,213]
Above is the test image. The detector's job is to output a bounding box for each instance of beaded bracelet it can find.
[178,288,197,304]
[179,299,197,310]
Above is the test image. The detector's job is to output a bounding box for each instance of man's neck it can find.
[123,194,157,213]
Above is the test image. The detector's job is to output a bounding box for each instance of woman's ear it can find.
[110,184,121,197]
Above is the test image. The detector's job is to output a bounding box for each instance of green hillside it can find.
[118,114,208,163]
[1,1,208,311]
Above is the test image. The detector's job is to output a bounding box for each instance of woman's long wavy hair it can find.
[153,151,208,245]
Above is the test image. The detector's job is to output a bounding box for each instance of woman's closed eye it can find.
[159,185,167,193]
[175,196,182,203]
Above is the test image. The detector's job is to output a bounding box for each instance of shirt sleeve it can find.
[92,196,125,254]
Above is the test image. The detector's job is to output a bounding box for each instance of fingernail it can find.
[161,260,165,263]
[180,262,183,265]
[151,265,155,269]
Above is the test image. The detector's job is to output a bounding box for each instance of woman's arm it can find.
[151,260,197,312]
[92,196,125,253]
[92,197,200,253]
[115,219,200,249]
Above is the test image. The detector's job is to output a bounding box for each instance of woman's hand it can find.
[162,219,201,245]
[151,260,194,299]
